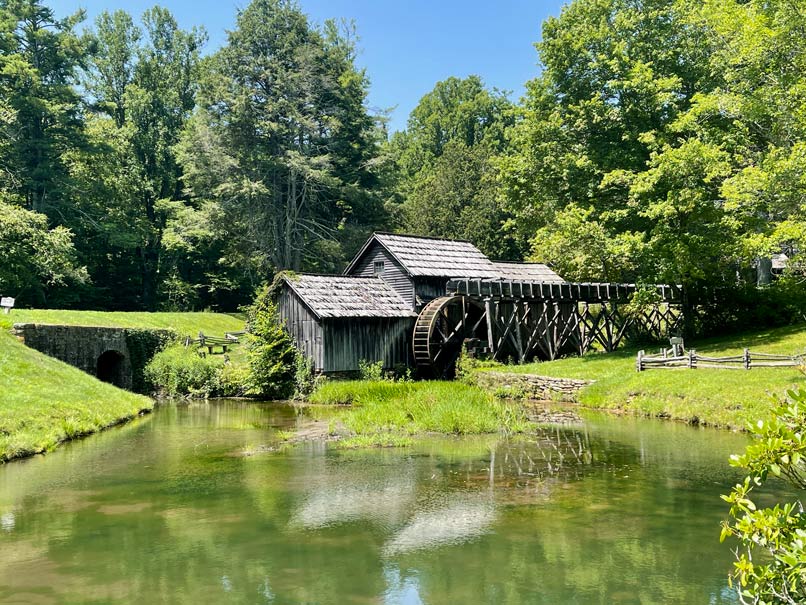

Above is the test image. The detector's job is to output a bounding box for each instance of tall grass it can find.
[310,380,531,443]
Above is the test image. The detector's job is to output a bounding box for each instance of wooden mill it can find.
[276,233,682,376]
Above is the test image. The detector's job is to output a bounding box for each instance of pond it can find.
[0,400,761,604]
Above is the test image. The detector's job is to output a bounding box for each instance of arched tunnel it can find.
[96,350,127,388]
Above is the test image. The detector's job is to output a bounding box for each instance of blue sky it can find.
[53,0,568,132]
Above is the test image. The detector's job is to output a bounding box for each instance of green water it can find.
[0,401,760,604]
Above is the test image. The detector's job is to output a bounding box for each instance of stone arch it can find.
[96,350,127,388]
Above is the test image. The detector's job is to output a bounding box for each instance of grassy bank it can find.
[1,309,244,336]
[482,324,806,429]
[0,331,152,462]
[309,380,531,447]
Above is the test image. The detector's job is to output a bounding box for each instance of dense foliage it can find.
[1,0,806,336]
[244,285,297,399]
[721,390,806,604]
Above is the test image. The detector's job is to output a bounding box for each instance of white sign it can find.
[1,297,14,314]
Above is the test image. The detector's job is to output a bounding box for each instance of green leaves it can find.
[181,0,384,274]
[722,389,806,603]
[0,199,87,300]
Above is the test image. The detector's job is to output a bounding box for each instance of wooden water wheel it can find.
[413,295,487,378]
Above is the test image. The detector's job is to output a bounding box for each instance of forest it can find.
[2,0,806,335]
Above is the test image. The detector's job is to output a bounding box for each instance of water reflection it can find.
[384,498,496,555]
[0,400,755,604]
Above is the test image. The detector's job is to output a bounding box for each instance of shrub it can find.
[293,353,317,399]
[721,389,806,604]
[144,343,223,397]
[358,359,385,381]
[244,285,296,399]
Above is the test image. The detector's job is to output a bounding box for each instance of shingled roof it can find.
[492,261,565,283]
[346,233,502,279]
[282,274,415,319]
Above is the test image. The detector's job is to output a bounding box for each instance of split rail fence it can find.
[184,331,245,355]
[637,348,806,371]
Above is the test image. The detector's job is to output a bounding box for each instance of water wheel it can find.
[413,295,487,378]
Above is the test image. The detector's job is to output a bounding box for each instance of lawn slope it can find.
[2,309,244,336]
[489,324,806,429]
[0,331,153,462]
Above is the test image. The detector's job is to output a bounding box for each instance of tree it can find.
[0,0,86,215]
[499,0,715,256]
[0,199,87,303]
[82,7,206,309]
[179,0,387,275]
[721,389,806,604]
[391,76,518,258]
[405,140,519,259]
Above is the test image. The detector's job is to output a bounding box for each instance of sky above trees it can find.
[52,0,566,132]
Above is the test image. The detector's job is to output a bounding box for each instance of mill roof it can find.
[345,232,502,279]
[282,274,416,320]
[492,261,565,283]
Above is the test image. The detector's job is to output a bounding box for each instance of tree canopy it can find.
[0,0,804,334]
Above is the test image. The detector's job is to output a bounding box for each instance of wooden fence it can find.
[184,331,245,355]
[637,348,806,371]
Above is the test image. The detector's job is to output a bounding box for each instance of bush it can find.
[144,343,224,397]
[358,359,385,381]
[245,285,297,399]
[721,389,806,604]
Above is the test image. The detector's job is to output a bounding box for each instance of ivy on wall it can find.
[124,329,176,393]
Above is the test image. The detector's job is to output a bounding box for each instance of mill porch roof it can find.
[281,274,416,320]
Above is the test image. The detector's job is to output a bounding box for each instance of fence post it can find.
[743,348,750,370]
[637,350,644,372]
[688,349,697,369]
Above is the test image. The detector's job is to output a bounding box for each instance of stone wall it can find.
[12,324,173,392]
[472,370,593,402]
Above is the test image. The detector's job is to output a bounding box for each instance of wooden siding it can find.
[348,242,416,310]
[323,317,414,373]
[414,278,448,311]
[277,288,324,372]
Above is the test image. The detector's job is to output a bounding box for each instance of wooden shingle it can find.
[283,274,416,319]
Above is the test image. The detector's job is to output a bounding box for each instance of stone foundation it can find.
[472,370,593,402]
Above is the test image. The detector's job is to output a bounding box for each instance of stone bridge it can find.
[13,324,174,392]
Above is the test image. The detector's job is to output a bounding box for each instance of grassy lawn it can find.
[0,331,153,462]
[1,309,244,336]
[308,379,531,447]
[483,324,806,429]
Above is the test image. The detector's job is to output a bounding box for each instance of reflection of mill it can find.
[288,429,593,558]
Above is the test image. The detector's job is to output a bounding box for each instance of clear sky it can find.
[52,0,568,132]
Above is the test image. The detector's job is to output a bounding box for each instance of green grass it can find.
[0,331,153,462]
[1,309,244,337]
[310,379,531,442]
[335,433,415,449]
[482,324,806,429]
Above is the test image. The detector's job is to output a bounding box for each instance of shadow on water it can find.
[0,399,763,604]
